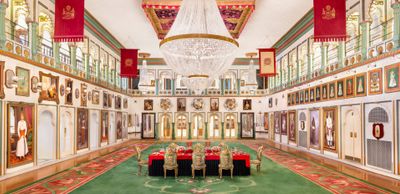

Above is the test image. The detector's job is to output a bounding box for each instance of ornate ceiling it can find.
[142,0,256,39]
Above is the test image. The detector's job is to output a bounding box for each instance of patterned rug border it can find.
[243,142,393,194]
[11,142,153,194]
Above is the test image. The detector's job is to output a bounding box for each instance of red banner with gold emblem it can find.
[120,49,138,78]
[54,0,85,42]
[313,0,346,42]
[258,48,276,77]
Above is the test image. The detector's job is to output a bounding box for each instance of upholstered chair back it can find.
[220,148,233,167]
[164,147,178,166]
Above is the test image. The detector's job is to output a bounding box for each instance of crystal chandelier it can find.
[243,52,258,93]
[138,53,154,94]
[159,0,239,95]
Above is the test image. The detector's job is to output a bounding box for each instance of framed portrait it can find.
[305,89,309,103]
[336,79,345,98]
[77,108,89,150]
[108,94,113,108]
[116,112,123,140]
[103,92,108,108]
[384,63,400,93]
[123,98,128,109]
[287,93,291,106]
[65,79,73,105]
[300,90,304,104]
[294,92,300,104]
[309,88,315,102]
[345,76,355,98]
[142,113,156,139]
[115,95,122,109]
[81,83,87,107]
[321,84,328,100]
[87,91,92,102]
[177,98,186,112]
[0,62,4,98]
[328,81,336,100]
[75,88,79,99]
[355,73,366,97]
[92,90,100,105]
[240,113,255,139]
[281,111,287,135]
[288,110,296,143]
[368,68,383,95]
[243,99,252,110]
[290,93,297,105]
[16,67,30,97]
[315,85,321,101]
[128,114,133,127]
[264,113,269,132]
[100,111,109,144]
[7,103,35,168]
[144,99,153,111]
[323,107,337,152]
[309,109,320,150]
[274,112,281,135]
[210,98,219,111]
[39,72,59,104]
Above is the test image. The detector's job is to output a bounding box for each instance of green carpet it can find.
[72,142,328,194]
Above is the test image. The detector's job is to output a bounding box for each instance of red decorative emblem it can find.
[372,123,384,140]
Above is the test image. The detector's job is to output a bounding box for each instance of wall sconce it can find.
[36,82,43,91]
[5,70,19,88]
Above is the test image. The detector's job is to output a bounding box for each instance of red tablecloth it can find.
[148,152,251,167]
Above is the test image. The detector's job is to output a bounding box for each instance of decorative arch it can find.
[299,112,306,121]
[368,107,389,123]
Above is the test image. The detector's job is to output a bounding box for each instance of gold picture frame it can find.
[384,63,400,93]
[322,107,338,152]
[355,73,367,97]
[15,67,30,97]
[0,61,5,99]
[345,76,355,98]
[65,79,73,105]
[38,71,59,104]
[80,83,87,107]
[368,68,383,95]
[7,102,35,168]
[92,90,100,105]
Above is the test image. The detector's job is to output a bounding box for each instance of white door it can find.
[343,109,355,159]
[38,110,56,163]
[60,111,74,158]
[90,111,99,149]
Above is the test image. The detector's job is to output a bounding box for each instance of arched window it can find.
[14,9,29,46]
[225,114,236,138]
[41,30,53,57]
[192,114,205,139]
[209,114,220,138]
[224,71,237,90]
[59,42,70,64]
[76,48,84,71]
[176,114,188,139]
[312,42,322,73]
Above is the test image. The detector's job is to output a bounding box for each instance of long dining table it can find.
[148,149,251,177]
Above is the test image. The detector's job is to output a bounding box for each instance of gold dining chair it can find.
[250,145,264,172]
[134,146,148,175]
[191,143,206,178]
[218,146,234,179]
[163,146,178,178]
